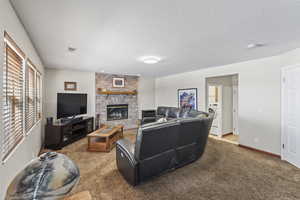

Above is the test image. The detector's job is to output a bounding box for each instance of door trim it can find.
[204,73,239,111]
[232,84,239,135]
[281,64,300,161]
[205,73,239,142]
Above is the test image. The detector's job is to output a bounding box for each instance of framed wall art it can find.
[178,88,198,110]
[112,77,125,88]
[64,82,77,91]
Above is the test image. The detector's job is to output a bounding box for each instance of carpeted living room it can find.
[59,130,300,200]
[1,0,300,200]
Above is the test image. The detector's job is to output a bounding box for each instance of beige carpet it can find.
[222,133,239,143]
[58,130,300,200]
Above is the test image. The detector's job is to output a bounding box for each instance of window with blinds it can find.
[25,60,36,133]
[36,72,42,120]
[2,32,42,161]
[2,32,25,161]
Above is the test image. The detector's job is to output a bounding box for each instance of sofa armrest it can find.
[116,139,136,164]
[116,139,138,185]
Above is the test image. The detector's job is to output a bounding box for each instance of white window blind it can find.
[2,32,25,161]
[36,72,41,120]
[25,60,36,133]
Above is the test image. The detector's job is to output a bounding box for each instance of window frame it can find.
[2,32,26,162]
[25,59,37,134]
[36,71,42,121]
[2,32,42,162]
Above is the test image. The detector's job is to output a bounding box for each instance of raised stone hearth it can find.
[95,73,138,129]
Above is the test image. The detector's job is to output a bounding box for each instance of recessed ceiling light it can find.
[139,56,162,64]
[247,43,266,49]
[68,47,77,52]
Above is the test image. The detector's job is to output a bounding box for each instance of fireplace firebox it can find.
[107,104,128,121]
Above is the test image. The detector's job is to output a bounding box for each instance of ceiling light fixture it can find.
[139,56,162,64]
[247,43,266,49]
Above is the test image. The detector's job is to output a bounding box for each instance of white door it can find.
[282,65,300,168]
[232,85,239,135]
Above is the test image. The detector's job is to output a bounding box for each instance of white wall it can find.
[44,69,96,120]
[155,49,300,154]
[138,77,156,118]
[155,55,283,155]
[0,0,45,199]
[44,69,156,122]
[281,48,300,66]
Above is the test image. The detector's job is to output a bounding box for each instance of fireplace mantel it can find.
[95,73,138,129]
[97,89,137,95]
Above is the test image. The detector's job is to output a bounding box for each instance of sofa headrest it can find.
[157,106,170,117]
[178,107,191,118]
[135,120,180,160]
[155,106,213,120]
[177,117,203,123]
[187,110,208,118]
[166,107,180,118]
[141,120,179,131]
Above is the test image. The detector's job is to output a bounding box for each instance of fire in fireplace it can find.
[107,104,128,121]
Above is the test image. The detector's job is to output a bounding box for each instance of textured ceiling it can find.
[11,0,300,77]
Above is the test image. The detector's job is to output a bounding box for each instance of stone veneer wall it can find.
[95,73,139,129]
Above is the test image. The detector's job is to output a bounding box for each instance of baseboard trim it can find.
[222,132,233,137]
[238,144,281,158]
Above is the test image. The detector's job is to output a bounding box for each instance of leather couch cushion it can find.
[138,149,176,182]
[177,118,203,146]
[134,121,180,161]
[175,142,200,167]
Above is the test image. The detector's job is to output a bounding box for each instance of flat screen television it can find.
[57,93,87,119]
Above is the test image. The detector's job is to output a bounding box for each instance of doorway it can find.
[282,65,300,168]
[206,74,239,144]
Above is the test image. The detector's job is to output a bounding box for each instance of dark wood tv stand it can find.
[45,117,94,150]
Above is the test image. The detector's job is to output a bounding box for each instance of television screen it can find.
[57,93,87,119]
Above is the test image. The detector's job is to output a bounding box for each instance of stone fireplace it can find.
[95,73,139,129]
[107,104,128,121]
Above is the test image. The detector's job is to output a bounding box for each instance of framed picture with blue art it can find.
[178,88,198,110]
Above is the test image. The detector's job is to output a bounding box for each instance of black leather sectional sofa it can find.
[116,106,214,185]
[141,106,194,125]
